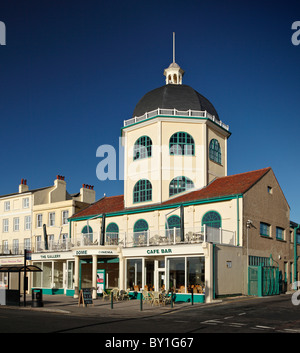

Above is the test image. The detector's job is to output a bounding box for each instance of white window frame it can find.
[4,201,10,212]
[37,214,43,228]
[49,212,55,227]
[25,215,31,230]
[24,238,31,250]
[3,219,8,233]
[13,217,19,232]
[23,197,29,208]
[62,210,69,225]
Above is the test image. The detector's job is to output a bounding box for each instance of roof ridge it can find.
[219,167,271,180]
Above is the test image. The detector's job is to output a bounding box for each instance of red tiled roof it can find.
[162,167,271,205]
[70,167,271,219]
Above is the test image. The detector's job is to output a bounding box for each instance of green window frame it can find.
[134,219,149,232]
[133,136,152,161]
[133,179,152,203]
[169,176,194,197]
[260,222,270,237]
[202,211,221,228]
[106,222,119,245]
[82,225,93,234]
[133,219,149,245]
[166,215,181,229]
[169,132,195,156]
[276,227,284,240]
[209,139,221,164]
[81,225,93,243]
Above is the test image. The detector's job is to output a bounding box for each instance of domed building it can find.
[122,59,230,208]
[65,49,295,304]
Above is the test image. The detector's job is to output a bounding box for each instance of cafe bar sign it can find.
[147,248,172,255]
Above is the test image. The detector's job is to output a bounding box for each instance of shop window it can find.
[169,132,195,155]
[202,211,221,228]
[168,257,205,294]
[133,179,152,203]
[106,222,119,245]
[133,136,152,160]
[127,259,142,291]
[187,257,205,293]
[169,176,194,197]
[209,139,221,164]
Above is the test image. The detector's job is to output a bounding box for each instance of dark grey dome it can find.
[132,84,219,120]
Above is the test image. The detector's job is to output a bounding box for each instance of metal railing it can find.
[123,108,230,131]
[0,227,236,256]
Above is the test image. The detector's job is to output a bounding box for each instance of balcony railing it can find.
[73,226,236,249]
[123,108,230,131]
[0,227,236,256]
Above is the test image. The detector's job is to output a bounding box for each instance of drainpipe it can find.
[294,224,300,290]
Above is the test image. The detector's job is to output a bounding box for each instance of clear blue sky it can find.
[0,0,299,221]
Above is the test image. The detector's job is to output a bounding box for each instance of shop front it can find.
[73,248,121,299]
[123,244,206,303]
[31,251,74,295]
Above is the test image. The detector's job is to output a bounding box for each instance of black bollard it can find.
[140,293,143,311]
[191,291,194,305]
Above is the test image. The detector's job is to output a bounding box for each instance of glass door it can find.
[158,270,165,291]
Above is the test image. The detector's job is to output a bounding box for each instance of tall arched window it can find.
[133,219,149,246]
[133,136,152,160]
[81,225,93,244]
[169,176,194,197]
[169,132,195,155]
[209,139,221,164]
[202,211,221,228]
[166,215,181,239]
[106,222,119,245]
[133,179,152,203]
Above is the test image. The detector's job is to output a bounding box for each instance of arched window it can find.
[133,179,152,203]
[169,176,194,197]
[166,215,181,239]
[81,225,93,244]
[167,215,181,229]
[202,211,221,228]
[169,132,195,156]
[133,136,152,160]
[106,222,119,245]
[134,219,149,232]
[209,139,221,164]
[133,219,149,246]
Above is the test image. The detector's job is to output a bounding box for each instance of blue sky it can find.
[0,0,300,221]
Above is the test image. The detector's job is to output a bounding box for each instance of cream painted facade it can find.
[122,116,229,209]
[0,176,95,294]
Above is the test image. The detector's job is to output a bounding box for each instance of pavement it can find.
[1,293,223,318]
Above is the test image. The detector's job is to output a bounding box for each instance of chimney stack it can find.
[80,183,95,203]
[19,178,29,193]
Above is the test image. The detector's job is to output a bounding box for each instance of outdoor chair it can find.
[161,292,171,306]
[119,290,129,300]
[150,291,161,306]
[142,290,151,304]
[112,288,120,301]
[102,290,109,301]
